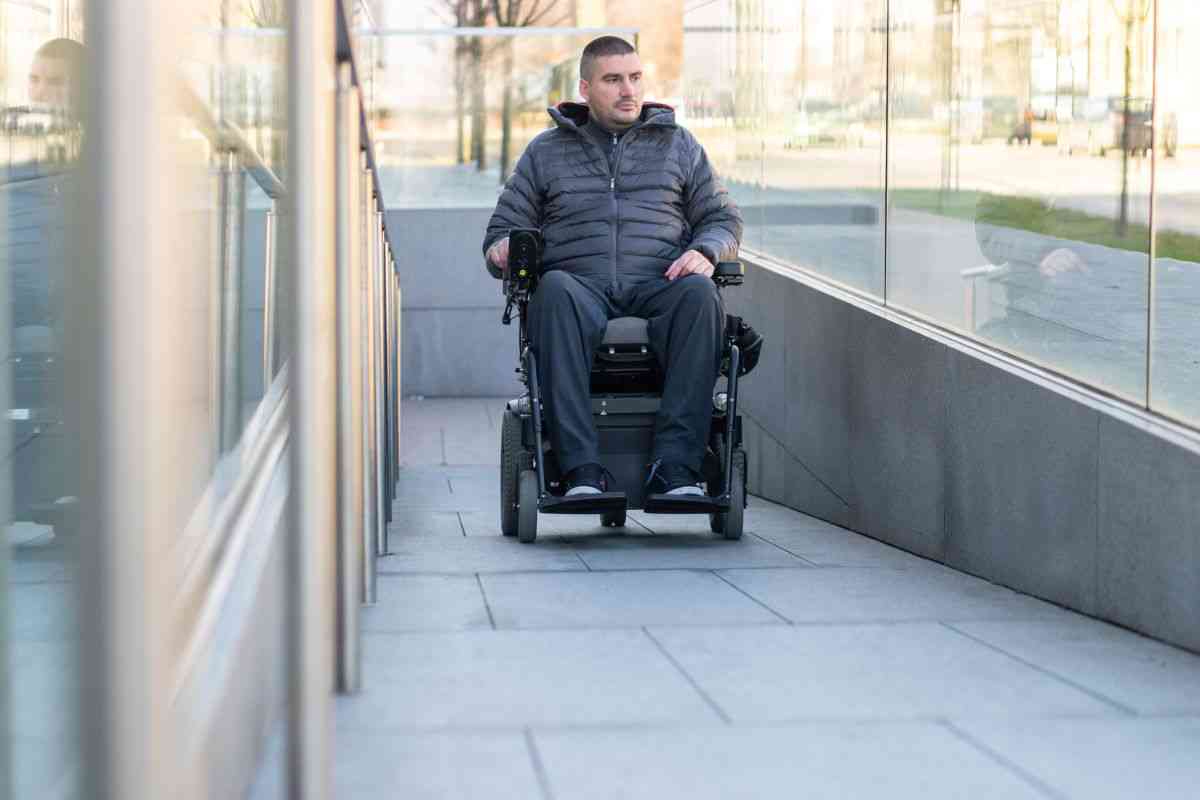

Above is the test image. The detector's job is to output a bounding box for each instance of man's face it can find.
[580,53,644,130]
[28,56,72,110]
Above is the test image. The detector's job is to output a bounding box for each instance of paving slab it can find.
[950,618,1200,714]
[8,557,71,584]
[718,566,1067,624]
[534,722,1047,800]
[458,509,652,537]
[749,526,940,568]
[387,510,465,538]
[953,716,1200,800]
[648,622,1120,722]
[363,575,492,633]
[480,570,784,629]
[333,731,542,800]
[574,533,810,571]
[378,537,587,575]
[339,628,721,729]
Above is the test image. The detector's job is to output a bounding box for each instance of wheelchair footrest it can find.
[643,493,730,515]
[540,492,627,515]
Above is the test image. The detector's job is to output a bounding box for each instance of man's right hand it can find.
[486,237,510,276]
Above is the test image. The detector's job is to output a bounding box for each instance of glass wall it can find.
[2,0,292,794]
[678,0,1199,427]
[2,2,87,793]
[368,2,1198,429]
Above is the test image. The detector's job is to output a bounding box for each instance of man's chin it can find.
[614,106,640,122]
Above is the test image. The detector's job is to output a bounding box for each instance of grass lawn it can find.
[891,188,1200,263]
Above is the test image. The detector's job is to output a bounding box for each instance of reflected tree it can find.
[431,0,479,165]
[1109,0,1150,237]
[242,0,284,27]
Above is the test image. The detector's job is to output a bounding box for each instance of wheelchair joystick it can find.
[501,227,542,326]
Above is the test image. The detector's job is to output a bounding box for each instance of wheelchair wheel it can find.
[517,469,539,543]
[500,410,522,536]
[600,510,626,528]
[710,449,746,540]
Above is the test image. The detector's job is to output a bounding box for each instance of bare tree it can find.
[431,0,474,164]
[1108,0,1150,237]
[489,0,567,181]
[243,0,285,27]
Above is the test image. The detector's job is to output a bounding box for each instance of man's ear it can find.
[578,79,589,102]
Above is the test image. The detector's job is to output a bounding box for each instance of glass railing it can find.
[677,0,1199,428]
[3,0,402,795]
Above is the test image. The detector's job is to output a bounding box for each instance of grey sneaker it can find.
[645,460,704,496]
[564,463,609,496]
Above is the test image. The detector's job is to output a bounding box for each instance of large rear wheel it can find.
[500,410,522,536]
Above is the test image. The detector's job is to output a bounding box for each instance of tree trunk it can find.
[454,45,466,165]
[499,37,514,183]
[469,36,487,172]
[1117,19,1132,237]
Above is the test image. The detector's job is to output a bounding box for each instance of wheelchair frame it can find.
[499,228,748,543]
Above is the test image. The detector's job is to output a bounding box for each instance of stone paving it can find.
[332,397,1200,799]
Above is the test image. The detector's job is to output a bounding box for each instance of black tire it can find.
[517,469,539,544]
[707,433,728,534]
[601,510,626,528]
[500,410,522,536]
[711,450,746,540]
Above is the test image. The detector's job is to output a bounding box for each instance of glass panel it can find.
[1150,1,1200,424]
[3,1,85,794]
[682,0,764,254]
[886,0,1152,402]
[371,29,643,209]
[760,0,887,296]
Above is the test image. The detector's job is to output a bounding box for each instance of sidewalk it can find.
[331,397,1200,799]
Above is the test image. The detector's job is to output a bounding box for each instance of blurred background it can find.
[1,0,1198,797]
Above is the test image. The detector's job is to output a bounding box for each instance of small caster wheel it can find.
[517,469,539,544]
[601,510,626,528]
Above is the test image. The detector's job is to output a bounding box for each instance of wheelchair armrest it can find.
[713,261,744,287]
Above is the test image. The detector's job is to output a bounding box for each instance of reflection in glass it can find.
[4,3,86,795]
[1151,0,1200,424]
[886,0,1152,402]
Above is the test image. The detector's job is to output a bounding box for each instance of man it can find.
[482,36,742,498]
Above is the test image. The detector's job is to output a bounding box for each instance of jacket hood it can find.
[547,101,676,132]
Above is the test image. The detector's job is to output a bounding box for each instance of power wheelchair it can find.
[497,228,762,544]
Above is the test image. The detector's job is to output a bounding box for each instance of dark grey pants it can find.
[528,270,724,476]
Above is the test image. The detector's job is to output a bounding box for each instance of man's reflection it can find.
[28,37,84,119]
[6,37,85,550]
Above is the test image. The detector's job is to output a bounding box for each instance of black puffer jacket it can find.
[482,102,742,285]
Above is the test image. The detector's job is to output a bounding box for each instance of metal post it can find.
[262,202,278,382]
[361,165,380,571]
[334,62,363,693]
[373,217,388,558]
[219,151,246,452]
[360,158,377,603]
[391,248,402,516]
[286,0,338,792]
[376,211,392,526]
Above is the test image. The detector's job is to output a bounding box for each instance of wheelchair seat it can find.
[601,316,649,348]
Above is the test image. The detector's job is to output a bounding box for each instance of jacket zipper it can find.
[610,133,619,290]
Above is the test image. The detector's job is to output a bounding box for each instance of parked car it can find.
[1057,97,1114,156]
[1057,97,1176,158]
[783,100,865,149]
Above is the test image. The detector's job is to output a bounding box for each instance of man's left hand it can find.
[665,249,714,281]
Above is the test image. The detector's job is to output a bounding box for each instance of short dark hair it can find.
[580,36,636,81]
[32,38,85,117]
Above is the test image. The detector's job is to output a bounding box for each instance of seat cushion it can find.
[601,316,649,348]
